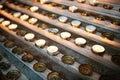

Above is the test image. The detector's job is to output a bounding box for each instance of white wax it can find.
[8,24,18,30]
[20,14,29,21]
[58,16,68,23]
[30,6,39,12]
[60,32,71,39]
[24,33,35,40]
[35,39,46,47]
[2,20,10,26]
[69,6,78,12]
[92,44,105,53]
[28,18,38,24]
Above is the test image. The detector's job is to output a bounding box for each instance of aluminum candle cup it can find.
[48,28,59,34]
[47,72,61,80]
[28,18,38,24]
[0,18,4,23]
[13,12,21,18]
[60,32,71,40]
[8,24,18,31]
[85,25,96,33]
[22,54,34,62]
[75,37,87,47]
[2,20,10,26]
[47,45,59,56]
[58,16,68,23]
[20,14,29,21]
[35,39,46,48]
[79,64,93,76]
[33,62,47,72]
[40,0,49,4]
[77,0,86,3]
[24,33,35,41]
[71,20,81,28]
[62,55,75,65]
[92,44,105,55]
[30,6,39,12]
[69,6,78,12]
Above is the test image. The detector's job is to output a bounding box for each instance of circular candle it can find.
[2,20,10,26]
[13,12,21,18]
[75,37,87,46]
[8,24,18,30]
[69,6,78,12]
[77,0,86,3]
[24,33,35,41]
[48,28,59,34]
[20,14,29,21]
[47,45,58,56]
[35,39,46,48]
[71,20,81,27]
[58,16,68,23]
[28,18,38,24]
[60,32,71,40]
[30,6,39,12]
[0,18,4,23]
[40,0,49,4]
[85,25,96,33]
[92,44,105,54]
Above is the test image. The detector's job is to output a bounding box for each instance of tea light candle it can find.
[28,18,38,24]
[30,6,39,12]
[0,18,4,23]
[69,6,78,12]
[85,25,96,33]
[60,32,71,40]
[48,28,59,34]
[89,0,97,6]
[47,45,59,56]
[92,44,105,54]
[35,39,46,48]
[20,14,29,21]
[40,0,49,4]
[47,72,61,80]
[58,16,68,23]
[2,20,10,26]
[77,0,86,3]
[13,12,21,18]
[71,20,81,28]
[24,33,35,41]
[75,37,87,46]
[62,55,75,65]
[8,24,18,30]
